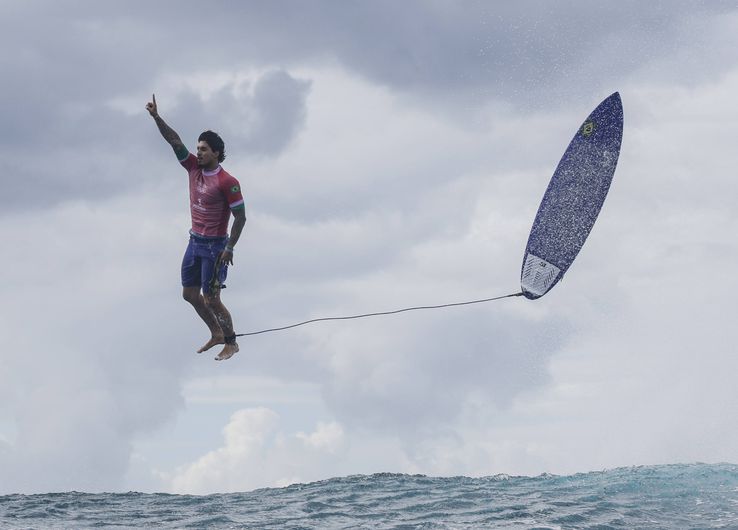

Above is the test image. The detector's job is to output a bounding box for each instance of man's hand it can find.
[220,249,234,266]
[146,94,158,117]
[146,94,185,150]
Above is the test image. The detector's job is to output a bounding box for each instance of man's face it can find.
[196,141,219,168]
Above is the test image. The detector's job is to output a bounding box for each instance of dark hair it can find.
[198,130,226,162]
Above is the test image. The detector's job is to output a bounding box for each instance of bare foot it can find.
[215,342,239,361]
[197,334,224,353]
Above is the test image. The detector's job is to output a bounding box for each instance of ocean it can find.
[1,463,737,529]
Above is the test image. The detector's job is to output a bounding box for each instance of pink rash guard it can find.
[179,153,244,237]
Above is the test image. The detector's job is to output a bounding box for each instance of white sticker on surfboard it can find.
[521,253,561,298]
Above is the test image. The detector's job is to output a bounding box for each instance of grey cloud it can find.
[5,1,733,120]
[245,71,311,155]
[305,1,735,102]
[0,3,311,211]
[116,1,733,100]
[320,308,569,438]
[0,70,309,212]
[167,70,311,158]
[0,288,189,493]
[139,1,738,103]
[2,0,734,212]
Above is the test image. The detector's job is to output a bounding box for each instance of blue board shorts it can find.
[181,233,228,295]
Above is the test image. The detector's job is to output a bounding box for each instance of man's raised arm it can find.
[146,94,189,160]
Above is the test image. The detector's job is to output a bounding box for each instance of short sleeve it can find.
[179,152,198,171]
[221,175,245,210]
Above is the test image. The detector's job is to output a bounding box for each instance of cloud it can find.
[66,0,729,103]
[243,70,312,156]
[168,407,280,494]
[0,193,189,494]
[296,421,344,452]
[165,70,311,158]
[108,1,738,104]
[0,70,310,214]
[2,1,732,214]
[168,408,346,494]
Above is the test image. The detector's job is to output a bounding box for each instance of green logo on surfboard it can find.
[581,121,595,137]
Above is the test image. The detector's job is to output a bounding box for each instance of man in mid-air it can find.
[146,94,246,361]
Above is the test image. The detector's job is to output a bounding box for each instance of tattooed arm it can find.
[146,94,189,160]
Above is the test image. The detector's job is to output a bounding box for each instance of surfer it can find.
[146,94,246,361]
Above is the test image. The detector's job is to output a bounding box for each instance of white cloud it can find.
[168,408,279,494]
[296,421,344,453]
[167,409,347,494]
[183,375,323,406]
[0,191,189,494]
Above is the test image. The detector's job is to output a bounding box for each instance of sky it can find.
[1,0,737,494]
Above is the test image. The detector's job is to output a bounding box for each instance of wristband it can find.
[225,246,234,252]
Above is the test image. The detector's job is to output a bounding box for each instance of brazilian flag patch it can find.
[231,185,240,193]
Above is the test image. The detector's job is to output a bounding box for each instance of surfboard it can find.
[521,92,624,300]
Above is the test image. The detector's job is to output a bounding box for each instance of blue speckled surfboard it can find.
[521,92,624,300]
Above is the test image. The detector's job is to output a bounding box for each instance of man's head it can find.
[196,130,226,169]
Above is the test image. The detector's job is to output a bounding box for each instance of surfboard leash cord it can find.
[235,291,525,337]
